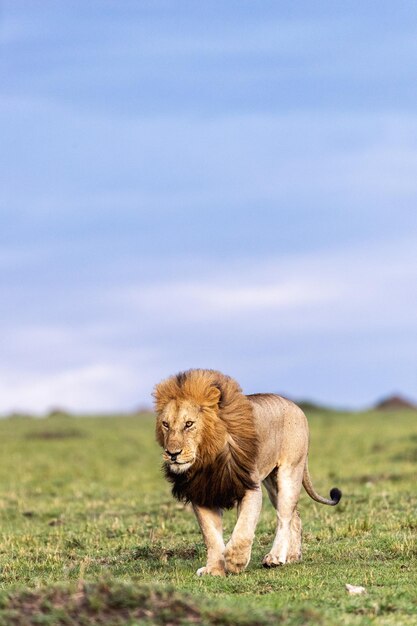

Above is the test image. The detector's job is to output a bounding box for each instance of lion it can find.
[153,369,341,576]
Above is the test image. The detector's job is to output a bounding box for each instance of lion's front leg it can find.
[193,505,226,576]
[224,485,262,574]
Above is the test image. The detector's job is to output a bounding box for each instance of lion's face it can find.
[154,369,259,510]
[156,400,204,473]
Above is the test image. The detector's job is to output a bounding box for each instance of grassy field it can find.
[0,409,416,625]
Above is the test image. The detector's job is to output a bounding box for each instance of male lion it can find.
[153,369,341,576]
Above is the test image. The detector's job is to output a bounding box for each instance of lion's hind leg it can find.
[287,508,302,563]
[262,464,303,567]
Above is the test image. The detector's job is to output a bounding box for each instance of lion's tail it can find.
[302,460,342,506]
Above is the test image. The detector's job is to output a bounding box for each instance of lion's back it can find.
[247,393,309,478]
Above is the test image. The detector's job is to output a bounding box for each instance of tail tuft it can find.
[330,487,342,504]
[303,460,343,506]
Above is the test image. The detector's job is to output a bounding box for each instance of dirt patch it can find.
[348,472,409,484]
[391,448,417,462]
[131,544,199,562]
[3,583,201,625]
[0,581,276,625]
[25,429,86,441]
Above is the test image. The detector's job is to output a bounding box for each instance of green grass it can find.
[0,410,416,624]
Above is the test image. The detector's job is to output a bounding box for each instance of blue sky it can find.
[1,1,417,413]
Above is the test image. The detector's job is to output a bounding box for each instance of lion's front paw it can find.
[224,539,252,574]
[196,562,226,577]
[262,553,285,568]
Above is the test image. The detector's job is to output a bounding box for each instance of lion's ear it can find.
[205,383,223,408]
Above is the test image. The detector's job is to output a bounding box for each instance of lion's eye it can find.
[162,421,169,429]
[184,421,194,429]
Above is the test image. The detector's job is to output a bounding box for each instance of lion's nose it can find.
[166,449,182,462]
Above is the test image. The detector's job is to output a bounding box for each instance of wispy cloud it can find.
[127,279,337,323]
[116,236,417,331]
[2,235,414,413]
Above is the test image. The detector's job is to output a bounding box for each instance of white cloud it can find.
[0,324,162,415]
[0,235,416,413]
[0,362,154,415]
[116,235,417,333]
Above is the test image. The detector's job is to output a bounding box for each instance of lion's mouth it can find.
[163,454,195,464]
[166,458,194,473]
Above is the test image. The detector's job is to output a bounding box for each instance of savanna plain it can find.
[0,408,416,625]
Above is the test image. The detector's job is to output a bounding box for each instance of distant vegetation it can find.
[0,408,416,624]
[374,394,417,411]
[285,392,417,413]
[3,391,417,421]
[292,399,335,413]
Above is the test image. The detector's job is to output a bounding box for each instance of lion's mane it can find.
[153,369,259,509]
